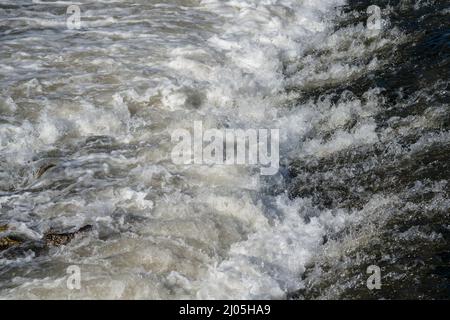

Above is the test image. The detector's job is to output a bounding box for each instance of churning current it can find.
[0,0,449,299]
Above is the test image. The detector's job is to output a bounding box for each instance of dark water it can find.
[289,0,450,299]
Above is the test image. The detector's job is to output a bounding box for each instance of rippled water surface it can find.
[0,0,449,299]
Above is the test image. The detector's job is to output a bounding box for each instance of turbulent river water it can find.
[0,0,449,299]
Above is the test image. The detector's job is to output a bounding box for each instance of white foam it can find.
[0,0,402,299]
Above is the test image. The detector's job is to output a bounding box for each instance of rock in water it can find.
[35,163,56,179]
[44,225,93,247]
[44,233,75,247]
[0,237,21,250]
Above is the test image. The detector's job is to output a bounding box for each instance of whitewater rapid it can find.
[3,0,446,299]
